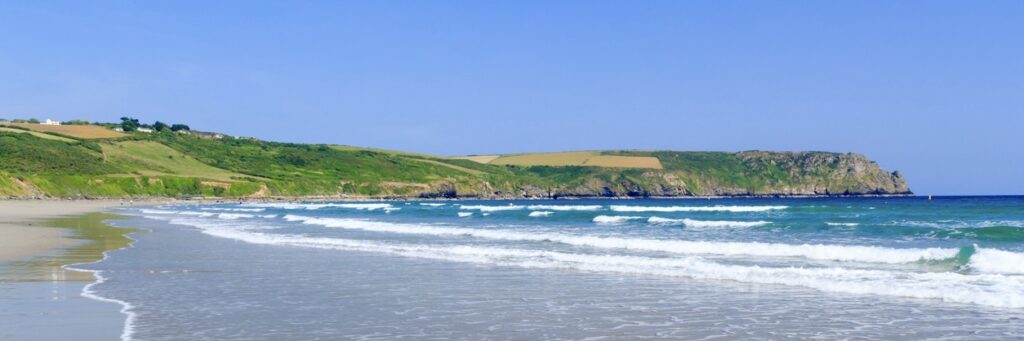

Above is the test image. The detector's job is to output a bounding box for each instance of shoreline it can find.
[0,201,135,340]
[0,200,124,265]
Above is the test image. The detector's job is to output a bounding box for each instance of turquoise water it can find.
[89,197,1024,339]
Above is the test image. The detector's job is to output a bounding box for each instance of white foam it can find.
[888,220,1024,229]
[458,212,473,218]
[280,215,963,266]
[178,211,215,217]
[529,211,554,217]
[648,217,769,228]
[970,247,1024,275]
[242,202,394,211]
[201,207,266,212]
[459,205,526,212]
[62,231,139,341]
[216,213,256,220]
[827,222,860,227]
[593,215,645,224]
[162,217,1024,309]
[526,205,602,211]
[610,205,788,213]
[419,203,446,207]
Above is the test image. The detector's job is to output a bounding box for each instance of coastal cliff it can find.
[455,151,910,198]
[0,125,910,199]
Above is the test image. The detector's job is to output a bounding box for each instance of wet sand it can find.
[0,201,120,263]
[0,200,133,340]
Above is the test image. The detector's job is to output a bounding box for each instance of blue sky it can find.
[1,1,1021,195]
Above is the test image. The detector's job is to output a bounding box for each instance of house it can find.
[42,119,61,125]
[137,127,154,133]
[189,131,225,139]
[113,127,124,132]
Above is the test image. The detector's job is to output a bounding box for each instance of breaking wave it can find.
[609,205,788,213]
[526,205,603,211]
[648,217,769,228]
[151,215,1024,308]
[593,215,645,224]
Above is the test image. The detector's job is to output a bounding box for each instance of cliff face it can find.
[460,151,911,199]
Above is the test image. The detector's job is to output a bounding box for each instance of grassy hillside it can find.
[0,123,911,198]
[101,141,250,182]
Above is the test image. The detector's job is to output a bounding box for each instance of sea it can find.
[84,196,1024,340]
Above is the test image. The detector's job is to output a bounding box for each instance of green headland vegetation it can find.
[0,117,911,199]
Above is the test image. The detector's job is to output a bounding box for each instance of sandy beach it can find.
[0,200,135,341]
[0,200,121,263]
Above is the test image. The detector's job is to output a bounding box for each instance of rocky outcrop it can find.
[483,151,911,199]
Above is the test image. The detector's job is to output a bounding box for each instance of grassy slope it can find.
[0,125,909,198]
[101,141,250,181]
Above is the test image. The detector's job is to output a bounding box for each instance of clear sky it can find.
[1,1,1021,195]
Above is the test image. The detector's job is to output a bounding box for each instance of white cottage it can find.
[42,119,61,125]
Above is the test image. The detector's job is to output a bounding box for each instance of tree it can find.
[153,121,169,132]
[120,117,140,132]
[27,118,40,124]
[170,124,191,132]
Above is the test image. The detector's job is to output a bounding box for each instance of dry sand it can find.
[0,200,121,262]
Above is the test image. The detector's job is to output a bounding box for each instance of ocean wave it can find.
[200,207,267,212]
[609,205,788,213]
[281,215,971,266]
[526,205,603,211]
[459,205,526,212]
[826,222,860,227]
[141,209,278,221]
[419,203,446,207]
[457,212,473,218]
[139,209,179,215]
[648,217,769,228]
[935,225,1024,242]
[161,217,1024,309]
[888,220,1024,229]
[242,202,394,211]
[593,215,645,224]
[216,213,255,220]
[969,248,1024,275]
[529,211,554,217]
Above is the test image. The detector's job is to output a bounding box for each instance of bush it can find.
[120,117,140,132]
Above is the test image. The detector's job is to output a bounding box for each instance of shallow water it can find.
[88,197,1024,339]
